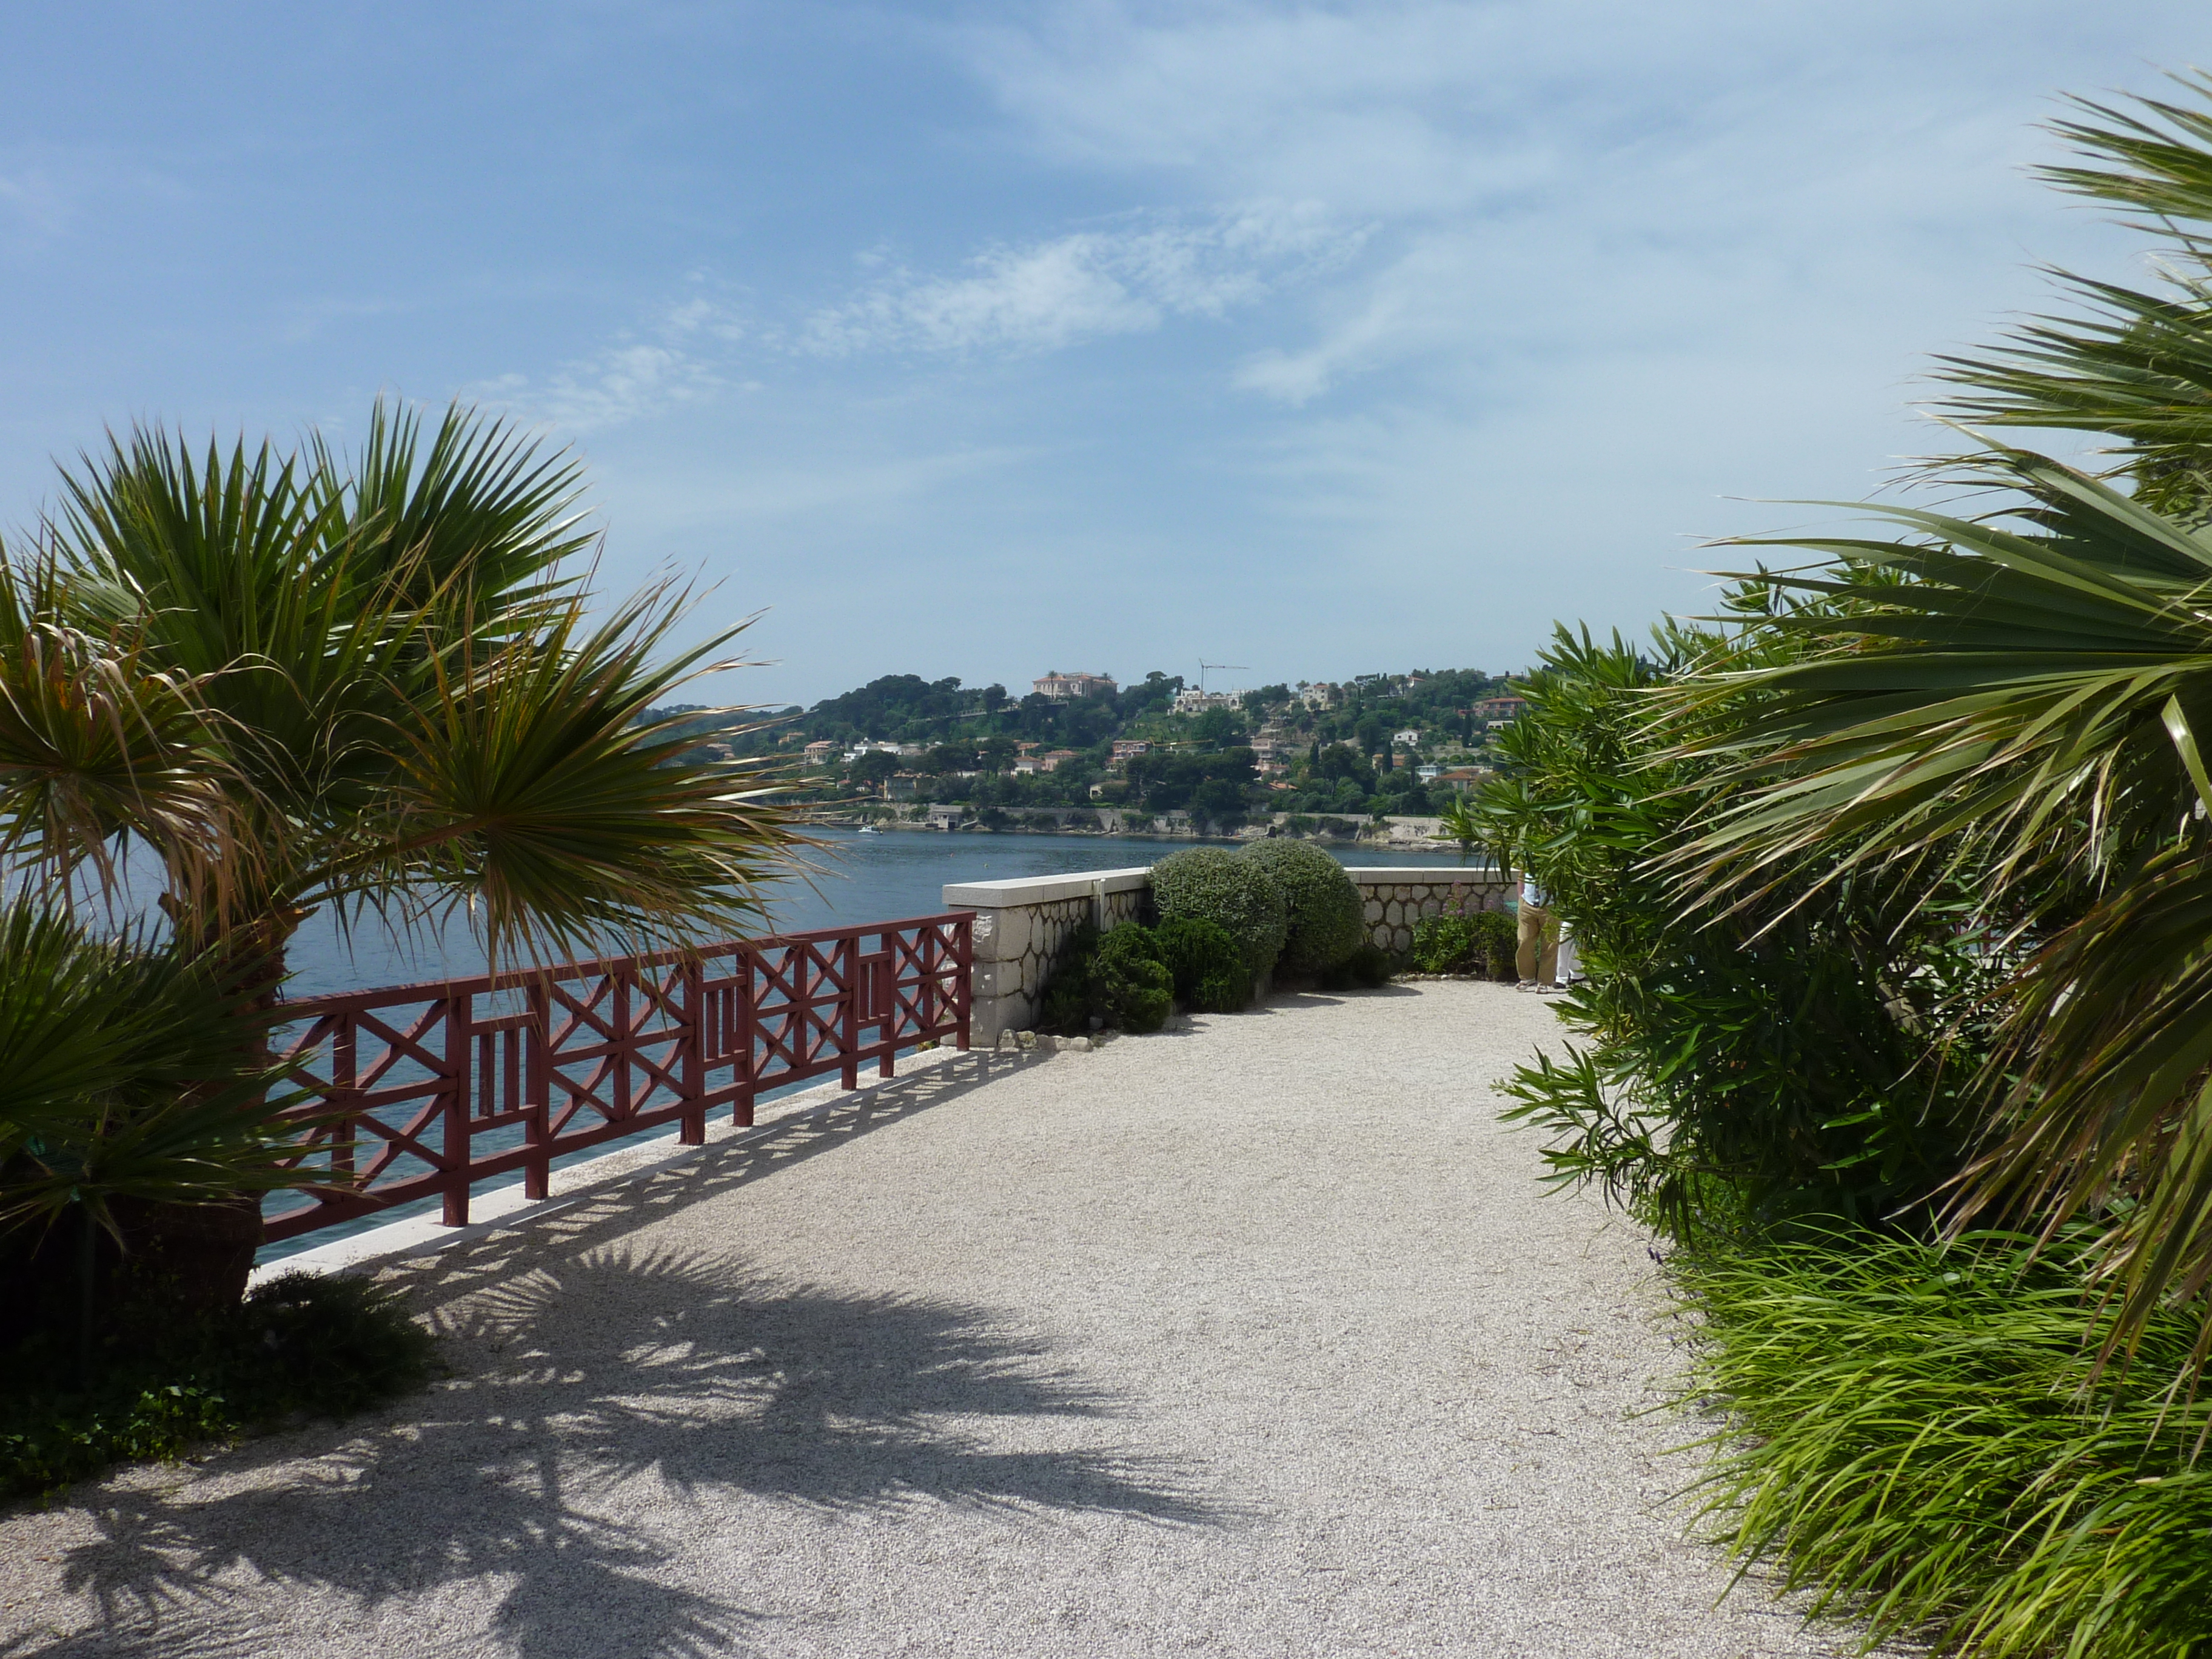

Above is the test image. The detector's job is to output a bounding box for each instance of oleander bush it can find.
[1238,840,1364,974]
[0,1270,436,1500]
[1150,848,1287,984]
[1155,916,1250,1013]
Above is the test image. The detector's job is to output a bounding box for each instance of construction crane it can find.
[1197,660,1248,692]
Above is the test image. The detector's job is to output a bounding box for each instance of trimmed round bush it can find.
[1155,916,1250,1013]
[1150,848,1287,982]
[1090,922,1172,1034]
[1239,840,1365,974]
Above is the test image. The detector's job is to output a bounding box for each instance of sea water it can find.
[277,830,1486,995]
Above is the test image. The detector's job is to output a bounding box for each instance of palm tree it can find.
[0,402,804,1304]
[1671,81,2212,1372]
[2,400,799,982]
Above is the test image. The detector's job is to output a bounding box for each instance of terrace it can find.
[0,907,1857,1656]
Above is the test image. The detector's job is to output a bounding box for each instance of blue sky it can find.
[1,2,2204,706]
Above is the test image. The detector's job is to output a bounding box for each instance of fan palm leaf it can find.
[1671,445,2212,1368]
[0,400,803,976]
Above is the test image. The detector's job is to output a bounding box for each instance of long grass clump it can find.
[1678,1232,2212,1658]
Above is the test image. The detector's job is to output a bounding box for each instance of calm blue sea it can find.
[278,830,1487,996]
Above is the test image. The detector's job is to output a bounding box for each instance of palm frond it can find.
[1671,445,2212,1369]
[337,578,808,965]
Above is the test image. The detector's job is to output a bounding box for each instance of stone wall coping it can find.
[943,866,1154,909]
[1344,866,1507,883]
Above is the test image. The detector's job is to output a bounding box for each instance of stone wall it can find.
[947,863,1512,1039]
[945,868,1151,1044]
[1345,868,1512,957]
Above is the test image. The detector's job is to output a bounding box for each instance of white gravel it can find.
[1,980,1865,1658]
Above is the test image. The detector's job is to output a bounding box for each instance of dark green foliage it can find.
[1155,916,1250,1013]
[1150,848,1287,981]
[1472,910,1515,979]
[1238,840,1364,973]
[1034,922,1171,1034]
[0,1270,436,1498]
[0,900,312,1250]
[1680,1230,2212,1658]
[1034,923,1101,1036]
[1090,924,1173,1034]
[1409,914,1480,973]
[1318,943,1394,990]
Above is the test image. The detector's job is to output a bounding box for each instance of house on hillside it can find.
[1171,688,1240,714]
[1392,728,1421,746]
[1041,749,1081,771]
[1033,671,1118,700]
[1110,739,1150,767]
[886,774,919,800]
[802,739,837,766]
[1472,696,1526,723]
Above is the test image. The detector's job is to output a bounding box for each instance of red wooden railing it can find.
[263,911,973,1244]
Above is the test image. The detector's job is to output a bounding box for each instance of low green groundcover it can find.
[0,1270,436,1500]
[1680,1230,2212,1658]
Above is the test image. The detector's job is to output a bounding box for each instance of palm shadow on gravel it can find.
[28,1057,1225,1659]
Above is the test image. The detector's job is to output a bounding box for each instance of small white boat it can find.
[857,825,883,834]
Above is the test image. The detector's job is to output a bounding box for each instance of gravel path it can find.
[1,981,1859,1658]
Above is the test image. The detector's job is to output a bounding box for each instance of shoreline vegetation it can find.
[797,809,1460,849]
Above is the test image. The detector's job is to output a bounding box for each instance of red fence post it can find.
[441,990,472,1227]
[679,957,706,1145]
[955,915,973,1051]
[734,949,757,1128]
[525,977,551,1201]
[839,935,860,1090]
[332,1016,358,1185]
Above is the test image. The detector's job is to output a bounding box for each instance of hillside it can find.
[644,666,1518,827]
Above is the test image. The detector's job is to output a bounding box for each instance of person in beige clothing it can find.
[1515,874,1559,991]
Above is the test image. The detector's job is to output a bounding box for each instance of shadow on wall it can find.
[22,1056,1227,1659]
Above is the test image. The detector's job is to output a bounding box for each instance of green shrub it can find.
[1680,1230,2212,1658]
[1472,910,1516,979]
[1035,922,1101,1035]
[1155,916,1250,1013]
[1090,923,1173,1034]
[0,1270,435,1498]
[1034,922,1173,1034]
[1409,913,1480,973]
[1318,942,1393,990]
[1150,848,1287,982]
[1238,840,1364,974]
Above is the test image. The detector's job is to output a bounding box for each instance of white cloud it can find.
[464,297,748,432]
[942,0,2150,407]
[803,204,1361,356]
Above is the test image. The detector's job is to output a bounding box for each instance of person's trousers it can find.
[1516,902,1560,985]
